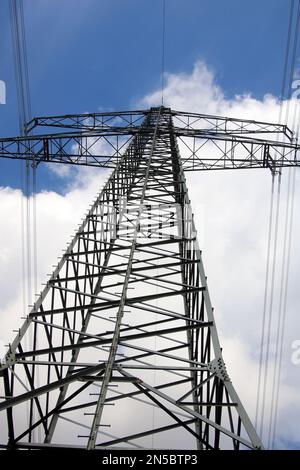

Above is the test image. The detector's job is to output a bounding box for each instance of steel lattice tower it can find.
[0,106,299,450]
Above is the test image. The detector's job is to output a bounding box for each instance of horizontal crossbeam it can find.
[0,107,299,173]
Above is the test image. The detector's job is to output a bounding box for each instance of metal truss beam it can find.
[0,107,299,173]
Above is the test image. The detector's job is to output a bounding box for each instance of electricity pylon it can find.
[0,106,299,450]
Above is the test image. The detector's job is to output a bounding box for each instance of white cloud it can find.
[141,61,225,114]
[0,170,109,348]
[140,60,284,123]
[0,59,299,448]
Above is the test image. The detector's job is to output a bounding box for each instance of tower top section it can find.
[0,108,299,174]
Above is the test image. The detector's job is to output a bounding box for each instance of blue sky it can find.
[0,0,292,191]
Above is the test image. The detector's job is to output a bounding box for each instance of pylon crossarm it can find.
[171,109,292,139]
[26,108,292,138]
[0,107,299,172]
[26,110,150,132]
[176,134,299,173]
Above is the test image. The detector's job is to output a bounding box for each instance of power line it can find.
[271,166,296,448]
[259,172,282,438]
[161,0,166,105]
[255,0,300,446]
[268,0,300,448]
[255,174,275,429]
[9,0,31,131]
[9,0,39,442]
[9,0,37,309]
[268,167,292,448]
[280,0,296,123]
